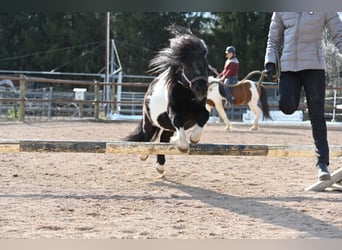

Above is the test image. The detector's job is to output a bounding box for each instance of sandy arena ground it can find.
[0,120,341,239]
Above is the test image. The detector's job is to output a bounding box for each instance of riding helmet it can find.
[225,46,236,54]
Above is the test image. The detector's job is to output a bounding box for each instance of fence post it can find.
[48,87,53,119]
[111,82,116,114]
[94,81,100,120]
[19,75,26,121]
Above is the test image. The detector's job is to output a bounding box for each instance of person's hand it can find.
[264,63,276,81]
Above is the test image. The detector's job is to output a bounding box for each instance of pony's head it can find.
[149,25,209,101]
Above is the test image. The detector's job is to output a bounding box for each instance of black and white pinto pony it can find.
[206,71,271,131]
[125,25,209,175]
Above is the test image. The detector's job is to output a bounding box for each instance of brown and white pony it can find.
[206,72,272,130]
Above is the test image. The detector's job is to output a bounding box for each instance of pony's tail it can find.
[125,120,146,141]
[259,86,272,120]
[125,119,159,142]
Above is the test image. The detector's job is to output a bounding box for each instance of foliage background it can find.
[0,12,341,87]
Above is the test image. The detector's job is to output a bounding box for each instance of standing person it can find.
[264,12,342,181]
[220,46,239,106]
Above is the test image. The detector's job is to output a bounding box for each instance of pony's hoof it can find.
[177,144,189,152]
[190,138,200,144]
[250,126,258,131]
[156,165,165,174]
[176,141,189,152]
[225,126,231,131]
[140,154,149,161]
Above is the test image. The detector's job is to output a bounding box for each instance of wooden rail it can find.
[1,139,341,192]
[1,139,342,158]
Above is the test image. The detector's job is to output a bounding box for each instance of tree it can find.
[110,12,210,75]
[324,31,342,88]
[203,12,272,79]
[0,12,274,82]
[0,13,104,77]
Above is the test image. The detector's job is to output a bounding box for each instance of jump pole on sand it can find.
[305,168,342,192]
[1,139,341,192]
[1,139,342,157]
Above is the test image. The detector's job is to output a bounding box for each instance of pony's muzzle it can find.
[192,78,208,101]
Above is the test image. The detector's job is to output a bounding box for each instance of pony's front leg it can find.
[171,115,189,152]
[172,127,188,152]
[190,125,203,144]
[190,108,209,144]
[215,101,232,131]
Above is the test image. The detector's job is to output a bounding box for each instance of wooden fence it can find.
[0,75,149,121]
[0,75,341,122]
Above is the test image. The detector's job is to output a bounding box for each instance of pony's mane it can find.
[148,25,208,75]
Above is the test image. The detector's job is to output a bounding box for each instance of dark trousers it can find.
[224,76,238,104]
[279,70,329,165]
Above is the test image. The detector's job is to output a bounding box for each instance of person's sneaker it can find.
[316,163,331,181]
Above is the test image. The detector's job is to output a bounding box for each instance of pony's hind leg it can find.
[248,102,262,131]
[155,130,174,175]
[127,117,159,161]
[140,126,159,161]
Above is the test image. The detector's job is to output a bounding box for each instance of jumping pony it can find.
[125,25,209,174]
[206,70,272,130]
